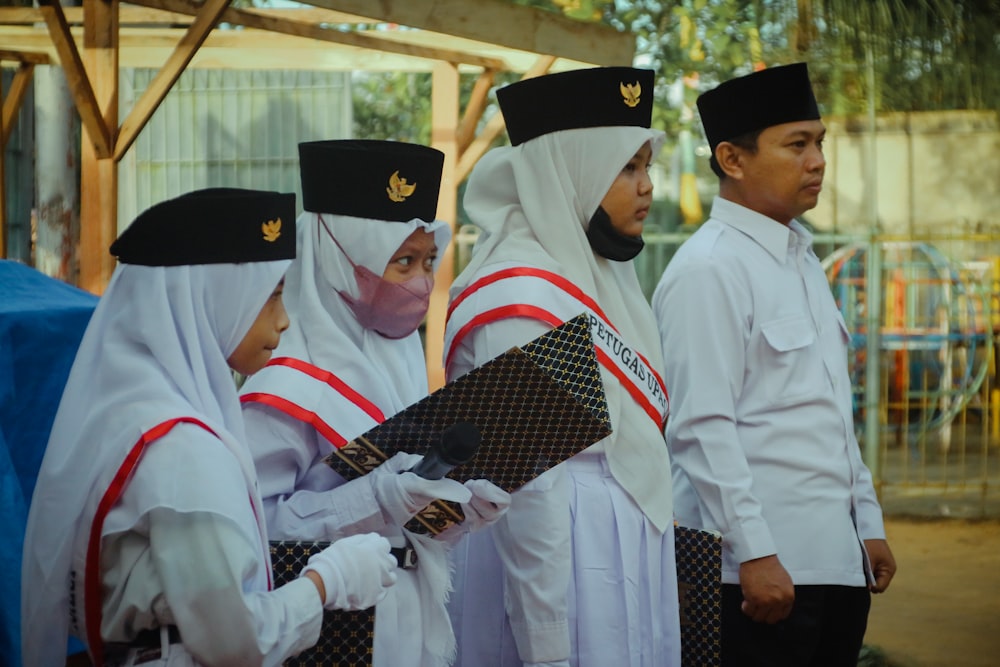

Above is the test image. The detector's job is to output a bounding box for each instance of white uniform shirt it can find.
[444,125,677,665]
[447,315,573,659]
[101,424,322,666]
[653,196,886,586]
[238,210,458,667]
[20,257,329,667]
[241,405,388,541]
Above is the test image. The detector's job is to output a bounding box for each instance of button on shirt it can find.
[652,196,886,586]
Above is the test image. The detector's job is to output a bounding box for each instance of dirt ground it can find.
[862,517,1000,667]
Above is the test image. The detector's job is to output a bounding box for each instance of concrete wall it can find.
[810,110,1000,238]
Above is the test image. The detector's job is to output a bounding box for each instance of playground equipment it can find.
[823,241,993,442]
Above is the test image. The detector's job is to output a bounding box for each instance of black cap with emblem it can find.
[109,188,296,266]
[497,66,655,146]
[696,62,820,153]
[298,139,444,223]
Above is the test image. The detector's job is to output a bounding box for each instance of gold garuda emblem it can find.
[387,170,416,202]
[620,81,641,108]
[262,218,282,242]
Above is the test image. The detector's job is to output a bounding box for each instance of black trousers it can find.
[721,584,871,667]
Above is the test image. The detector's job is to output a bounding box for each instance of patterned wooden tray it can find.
[323,314,612,534]
[271,540,374,667]
[675,524,722,667]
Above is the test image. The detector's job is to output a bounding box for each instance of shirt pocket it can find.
[760,315,825,405]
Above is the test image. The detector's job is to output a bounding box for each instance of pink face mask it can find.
[320,216,432,339]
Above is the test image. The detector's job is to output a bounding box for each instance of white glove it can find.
[371,451,423,475]
[301,532,397,610]
[460,479,511,532]
[525,661,570,667]
[371,452,472,526]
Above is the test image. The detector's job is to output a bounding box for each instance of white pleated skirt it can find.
[448,452,681,667]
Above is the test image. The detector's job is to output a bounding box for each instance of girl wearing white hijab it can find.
[240,141,510,667]
[21,189,397,667]
[443,68,681,667]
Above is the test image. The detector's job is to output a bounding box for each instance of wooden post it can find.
[426,61,459,391]
[0,69,6,259]
[79,0,119,294]
[0,57,32,259]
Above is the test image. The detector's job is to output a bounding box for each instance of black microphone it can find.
[408,421,481,480]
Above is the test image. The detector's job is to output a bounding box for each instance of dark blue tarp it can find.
[0,260,98,667]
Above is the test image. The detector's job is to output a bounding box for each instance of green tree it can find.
[349,1,1000,155]
[351,65,521,145]
[809,0,1000,114]
[352,71,433,144]
[513,0,1000,119]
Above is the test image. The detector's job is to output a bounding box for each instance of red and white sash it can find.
[445,263,668,428]
[241,356,386,448]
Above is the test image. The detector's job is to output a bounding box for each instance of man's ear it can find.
[715,142,744,180]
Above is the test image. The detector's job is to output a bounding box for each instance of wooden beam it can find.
[230,6,370,25]
[0,49,50,64]
[114,0,231,160]
[83,0,118,128]
[427,60,460,391]
[79,0,119,293]
[300,0,636,66]
[456,111,502,185]
[1,63,34,147]
[126,0,507,70]
[455,55,555,183]
[0,24,610,73]
[37,0,112,157]
[455,69,494,155]
[0,6,369,26]
[0,71,5,258]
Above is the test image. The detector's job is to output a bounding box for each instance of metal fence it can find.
[118,69,352,228]
[454,222,1000,519]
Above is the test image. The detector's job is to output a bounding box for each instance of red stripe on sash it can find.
[444,304,563,371]
[241,391,350,449]
[85,417,218,667]
[263,356,386,424]
[593,347,664,427]
[447,267,614,326]
[638,351,668,405]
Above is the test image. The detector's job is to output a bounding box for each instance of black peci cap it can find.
[298,140,444,222]
[497,67,655,146]
[110,188,296,266]
[697,62,821,151]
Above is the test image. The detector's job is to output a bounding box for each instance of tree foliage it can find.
[510,0,1000,132]
[351,2,1000,149]
[352,71,434,144]
[810,0,1000,114]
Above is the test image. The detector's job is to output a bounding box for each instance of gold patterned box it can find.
[323,313,612,534]
[270,540,373,667]
[675,524,722,667]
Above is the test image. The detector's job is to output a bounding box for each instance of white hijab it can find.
[21,259,288,666]
[240,209,454,667]
[452,125,674,531]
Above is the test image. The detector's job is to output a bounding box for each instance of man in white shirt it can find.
[652,63,896,666]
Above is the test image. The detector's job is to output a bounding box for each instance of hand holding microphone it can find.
[410,423,509,530]
[407,421,481,479]
[371,422,481,526]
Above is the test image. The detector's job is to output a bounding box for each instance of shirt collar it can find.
[709,196,814,263]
